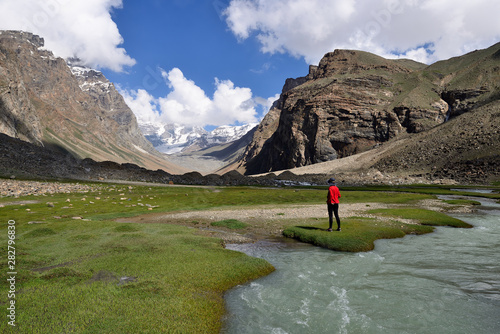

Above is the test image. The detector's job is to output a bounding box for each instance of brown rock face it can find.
[240,45,500,175]
[0,30,183,173]
[0,32,45,144]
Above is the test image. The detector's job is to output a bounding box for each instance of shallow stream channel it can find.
[222,194,500,334]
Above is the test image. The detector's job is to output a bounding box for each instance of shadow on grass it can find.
[283,218,391,253]
[295,226,330,232]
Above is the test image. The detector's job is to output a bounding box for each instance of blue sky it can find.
[1,0,499,130]
[101,0,306,128]
[104,0,304,101]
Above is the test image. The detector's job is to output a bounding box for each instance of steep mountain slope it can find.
[0,30,185,174]
[228,77,306,174]
[425,43,500,117]
[237,44,500,177]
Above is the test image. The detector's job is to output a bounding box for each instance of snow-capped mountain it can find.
[67,58,114,94]
[139,122,257,154]
[208,124,257,143]
[139,123,207,154]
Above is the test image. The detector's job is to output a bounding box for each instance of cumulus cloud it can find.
[0,0,135,71]
[120,88,161,124]
[121,68,269,128]
[158,68,214,125]
[224,0,500,64]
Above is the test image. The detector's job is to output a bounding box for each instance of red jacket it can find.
[327,185,341,204]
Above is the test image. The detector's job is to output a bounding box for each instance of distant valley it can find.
[137,122,257,174]
[140,122,257,154]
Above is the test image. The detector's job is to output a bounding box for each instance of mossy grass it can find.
[211,219,249,229]
[283,208,472,252]
[367,208,473,228]
[0,218,274,333]
[1,185,290,333]
[283,217,435,252]
[338,184,500,200]
[442,199,481,206]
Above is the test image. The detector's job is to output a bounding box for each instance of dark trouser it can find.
[328,203,340,230]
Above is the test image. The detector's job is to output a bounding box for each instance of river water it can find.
[223,196,500,334]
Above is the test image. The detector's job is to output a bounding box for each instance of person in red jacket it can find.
[326,177,341,231]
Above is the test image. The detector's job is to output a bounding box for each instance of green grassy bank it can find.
[283,185,492,252]
[283,209,472,252]
[0,182,495,332]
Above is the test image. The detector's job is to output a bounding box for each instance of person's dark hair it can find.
[327,177,336,184]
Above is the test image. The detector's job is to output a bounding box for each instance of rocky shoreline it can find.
[0,179,107,198]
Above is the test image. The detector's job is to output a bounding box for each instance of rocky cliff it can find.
[0,30,184,174]
[238,45,500,176]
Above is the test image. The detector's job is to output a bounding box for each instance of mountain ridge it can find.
[0,30,186,174]
[234,43,500,180]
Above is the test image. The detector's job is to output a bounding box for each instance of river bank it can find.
[118,198,477,245]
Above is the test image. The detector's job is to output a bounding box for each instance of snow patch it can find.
[68,63,111,92]
[132,144,148,154]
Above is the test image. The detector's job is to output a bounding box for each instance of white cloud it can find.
[158,68,214,125]
[212,78,256,124]
[224,0,500,65]
[119,88,160,124]
[122,68,269,128]
[0,0,135,71]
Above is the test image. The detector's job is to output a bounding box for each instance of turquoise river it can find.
[223,195,500,334]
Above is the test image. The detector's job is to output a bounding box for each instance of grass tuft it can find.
[114,224,139,232]
[368,208,473,228]
[283,217,435,252]
[24,227,57,238]
[41,267,86,281]
[211,219,249,229]
[443,199,481,206]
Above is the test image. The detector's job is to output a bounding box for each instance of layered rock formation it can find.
[0,30,184,173]
[238,45,500,175]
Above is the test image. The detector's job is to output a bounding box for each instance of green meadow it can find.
[0,182,497,333]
